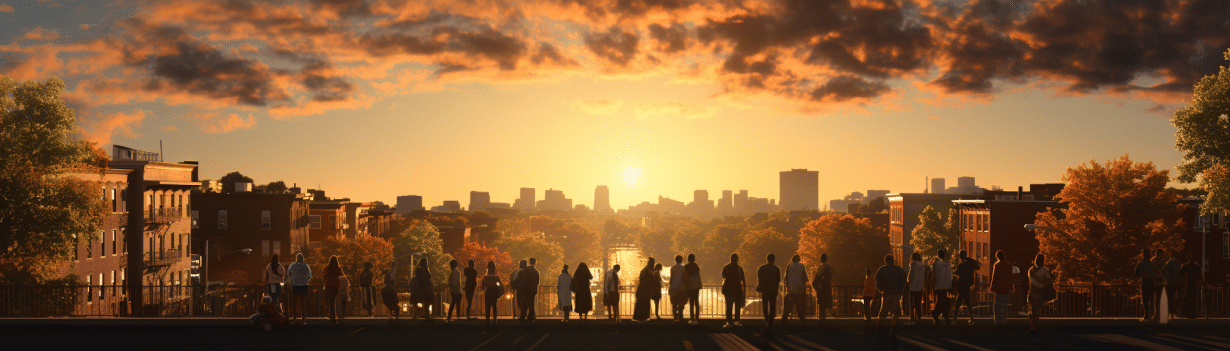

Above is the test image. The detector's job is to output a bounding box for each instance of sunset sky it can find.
[2,0,1226,209]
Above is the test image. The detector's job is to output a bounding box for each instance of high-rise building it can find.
[514,187,536,211]
[469,191,490,212]
[594,185,612,212]
[537,189,572,211]
[718,190,733,210]
[395,195,424,214]
[958,176,975,188]
[930,178,945,194]
[780,169,819,211]
[734,190,749,211]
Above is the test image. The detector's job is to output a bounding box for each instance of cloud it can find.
[197,113,257,133]
[573,99,624,115]
[21,27,60,40]
[631,101,719,120]
[0,4,12,13]
[78,110,147,145]
[585,28,639,68]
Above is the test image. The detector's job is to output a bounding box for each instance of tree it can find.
[697,224,746,283]
[452,242,515,278]
[1034,155,1187,284]
[909,205,959,263]
[798,214,892,285]
[1173,49,1230,213]
[635,227,675,261]
[0,76,108,284]
[547,222,603,267]
[1201,164,1230,215]
[492,231,564,279]
[603,218,635,247]
[219,171,254,194]
[737,227,795,265]
[264,181,288,194]
[390,220,453,285]
[306,235,394,285]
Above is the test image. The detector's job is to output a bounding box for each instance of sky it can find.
[2,0,1227,210]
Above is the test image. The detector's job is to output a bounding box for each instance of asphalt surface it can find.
[4,317,1228,350]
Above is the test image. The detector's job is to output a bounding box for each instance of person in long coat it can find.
[558,265,574,321]
[633,257,657,321]
[573,262,594,322]
[381,260,400,322]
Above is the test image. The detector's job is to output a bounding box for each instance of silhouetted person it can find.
[413,257,434,321]
[464,259,478,319]
[511,260,524,318]
[336,270,351,325]
[1179,254,1202,318]
[875,255,906,335]
[954,249,980,325]
[605,264,622,323]
[287,253,311,324]
[323,256,344,324]
[521,258,540,322]
[634,257,658,322]
[721,253,746,328]
[811,253,831,325]
[861,268,876,322]
[1028,253,1054,336]
[784,254,808,325]
[651,263,664,319]
[905,252,925,325]
[685,253,702,324]
[1135,248,1156,321]
[1150,248,1166,320]
[558,264,573,322]
[757,253,782,335]
[931,249,953,325]
[264,254,285,314]
[447,259,462,322]
[381,260,400,322]
[360,261,375,317]
[1162,250,1182,319]
[669,255,688,323]
[990,250,1014,326]
[573,262,594,323]
[481,261,503,325]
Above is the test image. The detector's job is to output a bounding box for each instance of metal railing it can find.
[1,284,1226,318]
[145,208,183,223]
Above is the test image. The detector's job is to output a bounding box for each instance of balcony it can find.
[145,208,183,224]
[142,248,182,273]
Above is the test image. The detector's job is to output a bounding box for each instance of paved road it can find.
[4,317,1228,350]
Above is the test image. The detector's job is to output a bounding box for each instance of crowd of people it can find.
[249,246,1205,337]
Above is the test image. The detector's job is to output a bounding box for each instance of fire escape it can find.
[118,207,184,282]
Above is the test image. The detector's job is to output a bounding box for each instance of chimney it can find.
[1017,186,1023,201]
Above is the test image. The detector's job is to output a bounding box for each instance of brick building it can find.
[307,191,348,246]
[64,167,132,315]
[887,193,971,261]
[191,191,311,283]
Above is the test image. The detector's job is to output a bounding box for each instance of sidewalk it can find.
[2,316,1227,326]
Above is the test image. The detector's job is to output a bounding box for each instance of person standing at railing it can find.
[652,263,664,319]
[337,271,351,325]
[1179,254,1201,319]
[931,249,953,326]
[905,252,926,325]
[286,253,311,325]
[264,254,286,314]
[558,264,573,322]
[511,260,525,320]
[1162,250,1182,320]
[518,258,540,322]
[573,262,594,323]
[605,264,622,323]
[720,254,746,328]
[1027,253,1054,337]
[323,256,344,324]
[685,254,702,325]
[413,257,434,322]
[783,254,808,325]
[810,254,830,325]
[634,257,658,322]
[481,261,503,326]
[382,260,400,322]
[669,255,688,323]
[990,250,1014,327]
[954,250,980,325]
[1150,249,1166,321]
[1134,248,1156,322]
[446,259,463,322]
[875,254,906,335]
[464,260,479,320]
[757,253,782,336]
[360,262,375,318]
[861,268,876,322]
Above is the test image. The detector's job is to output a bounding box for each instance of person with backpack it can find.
[720,254,746,328]
[605,264,622,323]
[359,261,375,317]
[264,254,286,314]
[1028,253,1055,336]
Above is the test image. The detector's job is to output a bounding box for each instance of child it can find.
[258,295,286,324]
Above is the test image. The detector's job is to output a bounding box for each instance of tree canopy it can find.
[452,242,515,279]
[0,76,107,284]
[1034,155,1186,284]
[798,214,891,285]
[737,227,794,266]
[264,181,288,194]
[307,235,394,285]
[909,206,959,263]
[219,171,253,194]
[1173,49,1230,214]
[389,220,453,285]
[492,231,564,283]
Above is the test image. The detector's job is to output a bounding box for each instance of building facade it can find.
[469,191,491,212]
[780,169,819,211]
[191,191,310,284]
[887,193,970,261]
[395,195,423,214]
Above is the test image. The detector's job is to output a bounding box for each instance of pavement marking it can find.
[1152,335,1221,351]
[709,333,758,351]
[896,334,948,351]
[683,340,694,351]
[511,333,527,346]
[468,332,503,351]
[1079,334,1183,351]
[348,327,367,335]
[1160,334,1230,349]
[770,338,810,351]
[943,338,994,351]
[524,333,549,351]
[785,335,836,351]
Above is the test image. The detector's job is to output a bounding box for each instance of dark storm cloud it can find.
[137,40,288,106]
[585,28,639,67]
[531,43,579,66]
[647,23,688,53]
[357,25,528,70]
[809,75,892,102]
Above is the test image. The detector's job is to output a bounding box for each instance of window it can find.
[309,215,321,229]
[111,189,117,212]
[98,273,104,300]
[121,227,127,254]
[191,210,199,229]
[111,230,117,255]
[87,234,93,259]
[179,195,184,213]
[87,275,93,302]
[218,210,228,230]
[99,230,105,258]
[261,240,270,257]
[273,240,281,256]
[983,213,991,232]
[982,243,989,259]
[261,210,271,230]
[110,271,116,298]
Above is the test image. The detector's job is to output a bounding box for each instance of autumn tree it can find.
[798,214,892,285]
[390,220,453,285]
[307,235,394,285]
[1034,155,1187,284]
[909,206,959,263]
[452,242,514,279]
[219,171,254,194]
[0,76,108,284]
[492,231,564,279]
[738,227,795,265]
[696,224,746,282]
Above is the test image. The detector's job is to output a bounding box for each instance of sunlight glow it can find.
[621,165,641,186]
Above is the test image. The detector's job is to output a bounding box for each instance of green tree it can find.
[264,181,288,194]
[1034,155,1187,284]
[698,224,746,283]
[798,214,892,285]
[0,76,108,284]
[909,205,959,263]
[1173,49,1230,213]
[737,227,794,265]
[492,231,564,282]
[390,220,453,285]
[635,226,675,261]
[219,171,254,194]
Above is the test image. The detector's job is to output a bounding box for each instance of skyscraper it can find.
[780,169,819,211]
[930,178,946,194]
[395,195,424,214]
[958,176,975,188]
[514,187,536,211]
[594,185,611,212]
[469,191,490,212]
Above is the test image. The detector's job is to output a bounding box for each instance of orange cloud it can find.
[0,4,13,13]
[572,99,625,115]
[21,27,60,40]
[78,110,147,145]
[197,113,257,133]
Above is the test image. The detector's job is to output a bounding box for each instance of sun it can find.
[621,165,641,185]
